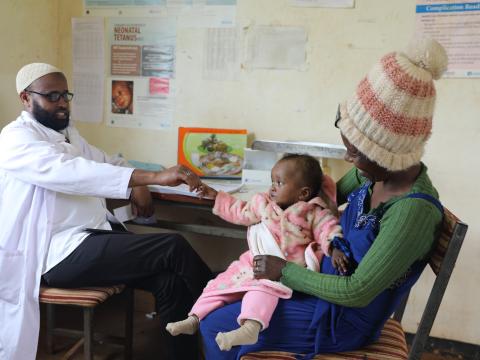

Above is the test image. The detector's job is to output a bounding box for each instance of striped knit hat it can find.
[337,38,448,171]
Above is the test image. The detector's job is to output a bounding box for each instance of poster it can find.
[84,0,237,28]
[416,1,480,77]
[178,127,247,178]
[107,17,176,129]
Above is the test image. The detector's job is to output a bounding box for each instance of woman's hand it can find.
[130,186,154,217]
[253,255,287,281]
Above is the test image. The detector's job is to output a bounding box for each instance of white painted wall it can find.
[0,0,59,127]
[1,0,479,346]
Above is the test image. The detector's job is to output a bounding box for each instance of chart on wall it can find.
[415,0,480,78]
[71,17,105,123]
[107,17,176,129]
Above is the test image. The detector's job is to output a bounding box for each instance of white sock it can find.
[215,319,262,351]
[166,315,199,336]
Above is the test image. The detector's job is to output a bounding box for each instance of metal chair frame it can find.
[393,219,468,360]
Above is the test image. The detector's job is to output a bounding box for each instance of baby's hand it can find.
[197,183,218,199]
[331,248,349,275]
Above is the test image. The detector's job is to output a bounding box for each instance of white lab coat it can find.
[0,111,134,360]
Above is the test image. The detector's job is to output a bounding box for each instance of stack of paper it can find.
[148,181,243,198]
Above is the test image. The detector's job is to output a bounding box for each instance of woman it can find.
[199,38,447,359]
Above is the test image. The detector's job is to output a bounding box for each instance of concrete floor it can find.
[35,291,470,360]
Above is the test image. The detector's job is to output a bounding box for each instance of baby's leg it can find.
[238,290,279,329]
[166,292,242,336]
[215,319,261,351]
[215,291,279,351]
[166,315,199,336]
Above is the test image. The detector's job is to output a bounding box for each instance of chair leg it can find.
[124,288,135,359]
[46,303,55,354]
[83,307,94,360]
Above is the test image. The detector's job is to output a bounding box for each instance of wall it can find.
[0,0,60,127]
[2,0,479,345]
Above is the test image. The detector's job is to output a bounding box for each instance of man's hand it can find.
[158,165,202,191]
[331,248,349,275]
[129,165,202,191]
[130,186,154,217]
[253,255,287,281]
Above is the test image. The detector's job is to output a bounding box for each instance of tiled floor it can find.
[36,293,469,360]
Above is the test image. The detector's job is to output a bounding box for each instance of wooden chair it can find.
[39,285,134,360]
[241,207,468,360]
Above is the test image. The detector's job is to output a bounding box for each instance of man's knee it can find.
[166,232,189,246]
[160,233,196,256]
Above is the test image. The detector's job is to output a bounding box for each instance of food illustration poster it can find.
[178,127,247,178]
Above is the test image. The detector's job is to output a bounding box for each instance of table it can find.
[108,186,265,240]
[110,140,346,239]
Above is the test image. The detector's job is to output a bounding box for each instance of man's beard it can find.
[31,100,70,131]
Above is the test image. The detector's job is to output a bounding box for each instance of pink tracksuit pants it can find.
[189,290,279,330]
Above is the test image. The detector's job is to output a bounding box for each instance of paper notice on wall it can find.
[245,26,307,70]
[71,17,105,123]
[85,0,166,6]
[84,0,236,28]
[85,0,236,7]
[177,4,237,28]
[290,0,354,8]
[107,17,176,129]
[203,28,240,80]
[416,1,480,78]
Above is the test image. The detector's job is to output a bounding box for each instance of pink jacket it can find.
[213,187,342,267]
[194,176,343,300]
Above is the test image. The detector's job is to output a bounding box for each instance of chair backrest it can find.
[393,207,468,360]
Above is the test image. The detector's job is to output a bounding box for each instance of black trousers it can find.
[43,231,213,360]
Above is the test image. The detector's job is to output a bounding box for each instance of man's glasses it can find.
[26,90,74,103]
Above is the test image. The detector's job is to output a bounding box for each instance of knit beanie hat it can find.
[337,38,448,171]
[16,63,62,94]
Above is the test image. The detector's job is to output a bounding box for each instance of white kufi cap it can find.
[16,63,62,94]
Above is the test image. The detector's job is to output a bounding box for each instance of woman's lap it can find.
[200,293,360,360]
[200,292,316,359]
[200,292,371,360]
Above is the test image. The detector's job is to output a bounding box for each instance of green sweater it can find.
[280,164,442,307]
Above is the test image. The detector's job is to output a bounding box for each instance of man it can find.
[0,63,212,360]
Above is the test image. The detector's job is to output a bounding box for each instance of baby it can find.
[166,154,348,351]
[111,80,133,114]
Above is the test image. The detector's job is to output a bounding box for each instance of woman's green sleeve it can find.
[280,197,442,307]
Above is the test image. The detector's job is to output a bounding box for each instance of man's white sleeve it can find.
[0,127,134,199]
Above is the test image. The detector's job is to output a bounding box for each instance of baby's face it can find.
[112,82,132,109]
[269,160,303,209]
